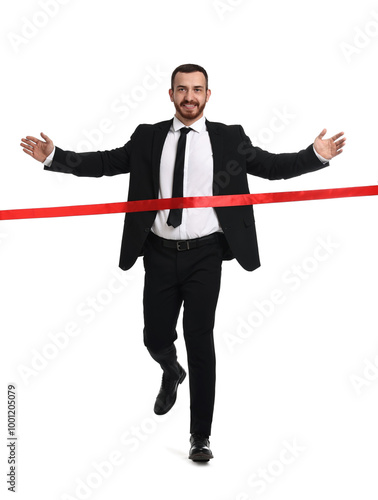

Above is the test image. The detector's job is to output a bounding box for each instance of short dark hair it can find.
[171,64,209,90]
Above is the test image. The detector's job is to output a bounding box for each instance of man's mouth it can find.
[182,103,197,110]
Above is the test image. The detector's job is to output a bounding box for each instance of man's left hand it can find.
[314,129,346,160]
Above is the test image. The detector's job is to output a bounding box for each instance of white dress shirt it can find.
[44,116,329,240]
[151,115,221,240]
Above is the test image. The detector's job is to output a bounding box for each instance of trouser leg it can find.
[179,240,223,436]
[147,344,181,379]
[142,234,182,376]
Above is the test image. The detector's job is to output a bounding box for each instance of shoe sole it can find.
[154,369,186,415]
[189,452,213,462]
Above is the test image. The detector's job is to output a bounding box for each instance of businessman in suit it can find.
[20,63,346,461]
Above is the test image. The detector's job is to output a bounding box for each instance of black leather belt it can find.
[151,232,220,251]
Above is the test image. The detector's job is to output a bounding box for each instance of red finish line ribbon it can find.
[1,185,377,221]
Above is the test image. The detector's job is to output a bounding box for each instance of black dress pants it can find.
[142,231,224,436]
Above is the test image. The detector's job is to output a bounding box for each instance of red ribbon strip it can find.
[1,185,377,221]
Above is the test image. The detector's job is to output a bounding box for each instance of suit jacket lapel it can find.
[151,119,173,197]
[206,119,223,194]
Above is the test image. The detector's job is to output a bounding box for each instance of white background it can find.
[1,0,378,499]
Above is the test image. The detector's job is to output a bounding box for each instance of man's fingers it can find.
[40,132,51,143]
[335,140,346,151]
[331,132,345,141]
[20,142,33,151]
[22,148,33,157]
[21,139,38,149]
[317,128,327,139]
[25,136,39,144]
[317,129,346,142]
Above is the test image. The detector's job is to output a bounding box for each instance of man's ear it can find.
[206,89,211,102]
[169,89,174,102]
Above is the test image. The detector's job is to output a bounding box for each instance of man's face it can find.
[169,71,211,125]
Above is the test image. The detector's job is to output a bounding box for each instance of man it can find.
[20,63,346,462]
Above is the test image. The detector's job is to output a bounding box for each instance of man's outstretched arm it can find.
[20,132,132,177]
[244,128,346,180]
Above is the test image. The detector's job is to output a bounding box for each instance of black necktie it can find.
[167,127,192,228]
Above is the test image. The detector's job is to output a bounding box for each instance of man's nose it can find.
[185,90,194,101]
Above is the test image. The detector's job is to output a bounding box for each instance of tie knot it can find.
[180,127,191,136]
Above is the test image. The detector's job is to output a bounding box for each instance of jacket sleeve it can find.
[239,126,329,180]
[43,126,141,177]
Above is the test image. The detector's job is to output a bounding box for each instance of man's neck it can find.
[174,113,204,127]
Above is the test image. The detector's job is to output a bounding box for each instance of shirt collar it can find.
[173,115,206,134]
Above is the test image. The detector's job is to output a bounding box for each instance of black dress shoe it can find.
[154,363,186,415]
[189,433,213,461]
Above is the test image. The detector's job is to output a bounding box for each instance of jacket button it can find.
[144,227,150,233]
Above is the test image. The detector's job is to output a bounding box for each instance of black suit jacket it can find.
[45,119,329,271]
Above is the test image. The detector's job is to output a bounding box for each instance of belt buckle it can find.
[177,240,190,251]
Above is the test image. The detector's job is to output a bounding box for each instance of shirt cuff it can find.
[313,145,329,163]
[44,147,55,167]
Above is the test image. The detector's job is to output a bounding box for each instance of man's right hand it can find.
[20,132,54,163]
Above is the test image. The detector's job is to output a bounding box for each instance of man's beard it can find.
[175,100,206,121]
